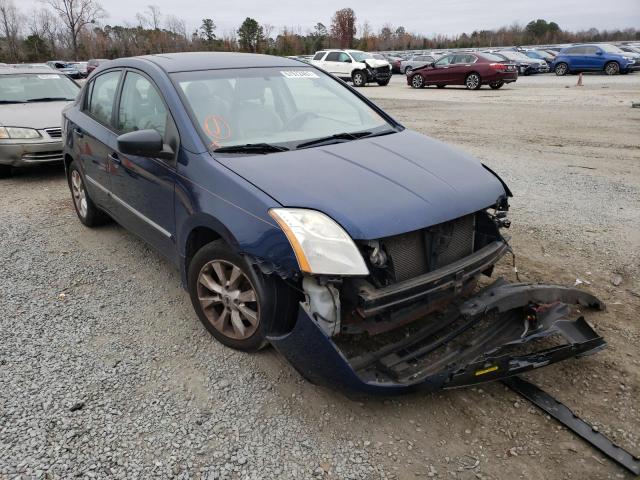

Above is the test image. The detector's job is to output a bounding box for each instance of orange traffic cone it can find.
[577,73,584,87]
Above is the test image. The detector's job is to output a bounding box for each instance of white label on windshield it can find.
[281,70,319,79]
[38,74,61,79]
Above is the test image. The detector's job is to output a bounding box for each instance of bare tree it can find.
[330,8,356,48]
[43,0,104,59]
[0,0,22,61]
[136,4,161,30]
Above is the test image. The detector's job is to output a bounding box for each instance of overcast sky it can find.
[23,0,640,37]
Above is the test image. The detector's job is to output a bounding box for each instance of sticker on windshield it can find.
[38,74,61,79]
[281,70,319,79]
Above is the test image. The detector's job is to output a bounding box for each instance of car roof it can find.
[0,67,61,75]
[119,52,304,73]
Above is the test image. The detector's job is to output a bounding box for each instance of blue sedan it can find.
[62,53,605,393]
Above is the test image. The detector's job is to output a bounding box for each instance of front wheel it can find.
[377,79,390,86]
[604,61,620,75]
[68,161,110,227]
[352,70,366,87]
[465,73,481,90]
[410,74,424,89]
[555,63,568,76]
[188,240,298,352]
[489,81,504,89]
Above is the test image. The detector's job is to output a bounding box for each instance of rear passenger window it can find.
[325,52,340,61]
[313,52,325,61]
[87,71,121,126]
[117,72,167,137]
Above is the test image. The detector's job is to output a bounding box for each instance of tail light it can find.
[490,63,508,71]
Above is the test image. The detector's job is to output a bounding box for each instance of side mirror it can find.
[344,58,352,63]
[596,50,603,55]
[117,129,173,159]
[429,62,436,68]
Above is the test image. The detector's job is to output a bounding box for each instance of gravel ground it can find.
[1,73,639,480]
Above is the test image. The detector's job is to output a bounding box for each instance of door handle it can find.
[109,152,121,165]
[73,128,84,138]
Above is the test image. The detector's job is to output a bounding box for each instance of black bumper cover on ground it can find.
[268,280,606,394]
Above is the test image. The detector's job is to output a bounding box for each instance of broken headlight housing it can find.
[269,208,369,276]
[0,127,42,139]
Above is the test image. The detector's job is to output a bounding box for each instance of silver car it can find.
[0,68,80,177]
[400,54,435,74]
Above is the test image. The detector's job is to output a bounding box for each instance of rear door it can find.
[75,69,123,209]
[322,51,343,76]
[568,46,587,69]
[450,54,476,84]
[109,69,178,261]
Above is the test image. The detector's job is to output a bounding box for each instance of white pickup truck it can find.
[310,49,392,87]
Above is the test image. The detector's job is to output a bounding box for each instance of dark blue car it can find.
[62,53,605,393]
[551,44,637,75]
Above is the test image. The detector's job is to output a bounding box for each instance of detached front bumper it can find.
[268,281,606,394]
[0,140,64,167]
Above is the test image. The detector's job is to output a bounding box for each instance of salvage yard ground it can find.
[1,73,639,479]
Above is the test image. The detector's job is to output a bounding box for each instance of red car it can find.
[407,52,518,90]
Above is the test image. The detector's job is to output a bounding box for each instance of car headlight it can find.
[269,208,369,276]
[0,127,42,139]
[623,56,634,61]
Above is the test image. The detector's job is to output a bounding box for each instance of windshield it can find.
[0,73,80,102]
[174,67,393,150]
[350,51,374,62]
[599,44,624,53]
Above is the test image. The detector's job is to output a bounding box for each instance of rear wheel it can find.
[489,81,504,89]
[352,70,366,87]
[188,240,298,352]
[465,73,481,90]
[68,161,110,227]
[410,74,424,89]
[555,62,568,76]
[604,61,620,75]
[0,165,12,178]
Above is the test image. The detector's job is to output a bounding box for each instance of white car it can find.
[311,49,392,87]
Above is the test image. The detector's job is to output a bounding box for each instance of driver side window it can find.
[435,55,453,66]
[338,53,351,63]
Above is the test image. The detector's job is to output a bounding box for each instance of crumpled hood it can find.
[217,130,507,239]
[363,59,390,69]
[0,101,71,129]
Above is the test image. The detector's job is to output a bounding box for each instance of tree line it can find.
[0,0,638,62]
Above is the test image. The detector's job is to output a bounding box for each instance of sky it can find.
[21,0,640,37]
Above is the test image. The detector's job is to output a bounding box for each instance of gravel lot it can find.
[1,73,639,480]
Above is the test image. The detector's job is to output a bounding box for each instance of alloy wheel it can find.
[555,63,567,76]
[71,170,88,218]
[197,260,260,340]
[466,74,480,89]
[411,75,424,88]
[605,62,619,75]
[353,72,365,87]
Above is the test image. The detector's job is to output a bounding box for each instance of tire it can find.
[404,66,412,74]
[436,84,446,89]
[555,63,568,76]
[604,61,620,75]
[352,70,366,87]
[410,74,424,89]
[0,165,12,178]
[67,161,110,227]
[465,72,481,90]
[489,81,504,89]
[188,240,298,352]
[377,79,390,86]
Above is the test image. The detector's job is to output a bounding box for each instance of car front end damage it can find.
[266,201,606,394]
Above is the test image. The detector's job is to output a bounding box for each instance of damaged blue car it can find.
[62,52,605,394]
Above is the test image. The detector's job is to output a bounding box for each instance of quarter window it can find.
[117,72,168,137]
[87,71,121,126]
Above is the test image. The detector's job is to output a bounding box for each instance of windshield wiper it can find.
[296,131,372,149]
[27,97,75,102]
[0,100,26,104]
[214,143,289,154]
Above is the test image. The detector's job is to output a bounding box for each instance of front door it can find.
[109,70,178,261]
[425,55,454,84]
